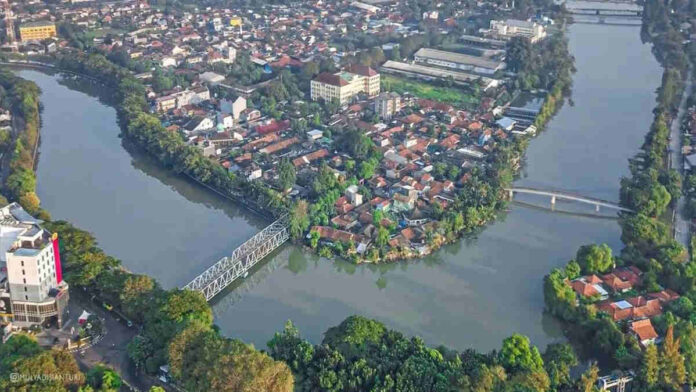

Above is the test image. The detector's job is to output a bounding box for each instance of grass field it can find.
[381,75,479,107]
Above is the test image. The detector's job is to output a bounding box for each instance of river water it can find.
[18,22,660,352]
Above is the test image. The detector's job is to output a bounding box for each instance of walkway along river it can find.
[19,22,661,353]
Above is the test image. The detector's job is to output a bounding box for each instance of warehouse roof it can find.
[414,48,504,70]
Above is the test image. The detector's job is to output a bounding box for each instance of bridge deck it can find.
[506,187,632,212]
[183,215,289,301]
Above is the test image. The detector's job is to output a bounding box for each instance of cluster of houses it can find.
[8,0,428,63]
[568,266,680,347]
[4,0,551,259]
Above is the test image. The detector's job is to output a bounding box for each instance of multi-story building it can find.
[346,64,380,96]
[154,87,210,112]
[0,203,69,328]
[311,65,380,105]
[374,92,401,119]
[489,19,547,43]
[19,21,57,42]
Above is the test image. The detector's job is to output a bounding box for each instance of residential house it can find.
[569,275,609,300]
[630,319,658,347]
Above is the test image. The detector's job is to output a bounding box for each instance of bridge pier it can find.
[509,189,514,200]
[595,204,600,213]
[550,195,556,206]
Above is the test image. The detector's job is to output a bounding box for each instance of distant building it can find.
[374,92,401,119]
[489,19,546,43]
[0,203,69,328]
[345,185,364,206]
[19,21,57,42]
[220,96,247,120]
[352,1,380,13]
[154,87,210,112]
[413,48,505,75]
[311,65,380,105]
[199,71,225,85]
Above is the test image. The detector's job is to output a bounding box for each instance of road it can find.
[670,69,693,249]
[69,291,160,392]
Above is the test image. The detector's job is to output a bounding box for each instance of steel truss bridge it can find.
[505,187,633,213]
[183,214,289,301]
[567,7,642,16]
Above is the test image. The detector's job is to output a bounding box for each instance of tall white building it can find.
[489,19,547,43]
[0,203,69,328]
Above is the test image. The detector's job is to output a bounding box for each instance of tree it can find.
[18,191,40,214]
[376,226,390,248]
[289,200,310,239]
[373,209,383,226]
[163,289,213,326]
[577,362,599,392]
[564,260,581,280]
[277,158,296,191]
[86,364,122,391]
[498,334,544,374]
[576,244,614,274]
[544,269,577,321]
[0,335,85,391]
[120,275,155,322]
[543,343,577,390]
[640,343,659,389]
[309,229,320,249]
[151,69,174,93]
[506,37,533,73]
[358,159,377,180]
[169,323,293,392]
[660,325,686,391]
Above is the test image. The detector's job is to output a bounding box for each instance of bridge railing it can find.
[506,187,633,212]
[183,214,289,301]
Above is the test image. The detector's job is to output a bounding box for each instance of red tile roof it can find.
[631,319,658,343]
[314,72,348,86]
[346,63,378,77]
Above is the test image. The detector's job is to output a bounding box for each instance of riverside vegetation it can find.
[0,22,585,392]
[543,0,696,390]
[0,6,592,392]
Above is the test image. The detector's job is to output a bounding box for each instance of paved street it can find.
[670,69,693,249]
[68,291,157,392]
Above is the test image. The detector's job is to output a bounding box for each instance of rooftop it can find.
[414,48,504,70]
[20,21,56,28]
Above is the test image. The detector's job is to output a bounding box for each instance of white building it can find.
[0,203,69,328]
[374,92,401,120]
[345,185,363,206]
[489,19,547,43]
[311,64,380,105]
[220,96,247,121]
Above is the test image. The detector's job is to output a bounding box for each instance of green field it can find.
[381,75,479,108]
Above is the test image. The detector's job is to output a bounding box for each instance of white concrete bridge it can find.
[506,187,632,213]
[183,214,289,301]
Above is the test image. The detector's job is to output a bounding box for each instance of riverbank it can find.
[543,0,696,386]
[5,21,658,354]
[2,35,572,268]
[12,27,577,267]
[0,69,49,219]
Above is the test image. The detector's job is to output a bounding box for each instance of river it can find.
[17,22,661,353]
